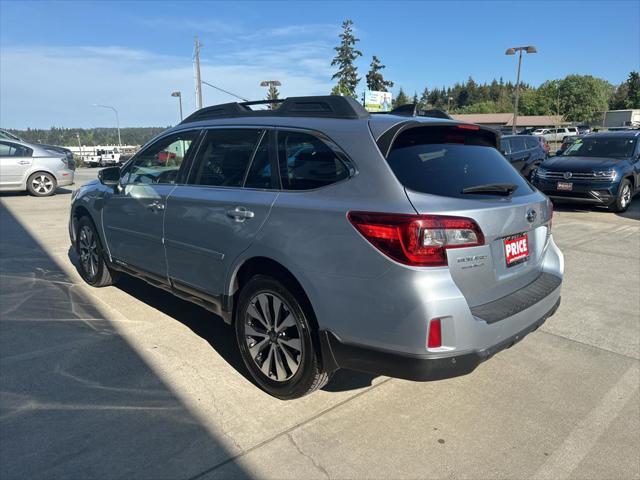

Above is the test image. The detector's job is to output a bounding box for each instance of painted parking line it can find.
[532,364,640,480]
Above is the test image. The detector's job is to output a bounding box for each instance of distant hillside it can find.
[6,127,171,147]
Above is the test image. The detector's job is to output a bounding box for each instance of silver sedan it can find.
[0,139,75,196]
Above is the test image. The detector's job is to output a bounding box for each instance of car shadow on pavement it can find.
[552,198,640,221]
[66,249,379,394]
[0,187,73,197]
[0,202,249,480]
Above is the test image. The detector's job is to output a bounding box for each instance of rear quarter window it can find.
[277,131,349,190]
[386,125,533,199]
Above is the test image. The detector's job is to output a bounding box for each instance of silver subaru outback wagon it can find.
[69,96,563,399]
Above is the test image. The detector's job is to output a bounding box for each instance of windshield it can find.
[563,136,637,158]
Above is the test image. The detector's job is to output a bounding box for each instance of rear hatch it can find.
[381,123,552,307]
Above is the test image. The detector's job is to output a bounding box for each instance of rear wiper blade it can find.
[461,183,518,195]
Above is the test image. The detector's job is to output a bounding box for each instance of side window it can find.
[191,129,264,187]
[244,133,274,189]
[524,137,538,149]
[508,137,526,153]
[277,131,348,190]
[0,141,32,157]
[500,139,511,154]
[123,131,198,185]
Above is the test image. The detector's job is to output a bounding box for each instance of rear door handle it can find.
[226,206,254,221]
[17,160,30,165]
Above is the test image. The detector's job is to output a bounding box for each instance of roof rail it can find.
[180,95,370,124]
[387,104,453,120]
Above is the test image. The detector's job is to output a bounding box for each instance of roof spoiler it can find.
[180,95,370,124]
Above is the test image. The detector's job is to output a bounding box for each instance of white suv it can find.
[533,127,578,142]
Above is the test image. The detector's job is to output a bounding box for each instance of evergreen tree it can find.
[330,19,363,97]
[418,87,430,108]
[266,84,279,110]
[365,55,394,92]
[393,88,409,108]
[626,71,640,108]
[412,92,419,105]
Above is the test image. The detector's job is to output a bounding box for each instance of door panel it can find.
[102,184,175,277]
[164,127,277,296]
[102,129,201,277]
[164,187,278,295]
[0,141,33,186]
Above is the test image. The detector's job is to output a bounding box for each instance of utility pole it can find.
[194,36,203,110]
[76,132,83,158]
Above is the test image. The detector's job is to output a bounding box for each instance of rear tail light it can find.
[428,319,442,348]
[347,212,484,267]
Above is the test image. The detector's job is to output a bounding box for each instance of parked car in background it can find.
[0,129,75,169]
[533,130,640,212]
[577,124,591,135]
[518,127,536,136]
[536,135,550,156]
[555,135,582,156]
[533,127,579,142]
[0,138,75,196]
[69,95,562,399]
[500,135,547,178]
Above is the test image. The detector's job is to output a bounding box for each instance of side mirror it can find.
[98,166,121,186]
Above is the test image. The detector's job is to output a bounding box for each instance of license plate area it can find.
[557,181,573,191]
[503,232,529,267]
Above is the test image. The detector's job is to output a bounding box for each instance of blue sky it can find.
[1,0,638,128]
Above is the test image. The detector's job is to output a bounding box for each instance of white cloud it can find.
[0,40,335,128]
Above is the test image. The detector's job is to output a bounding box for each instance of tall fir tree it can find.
[626,71,640,108]
[418,87,430,108]
[393,88,409,108]
[365,55,394,92]
[266,84,279,110]
[330,20,363,97]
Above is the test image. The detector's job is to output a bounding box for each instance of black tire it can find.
[235,275,330,399]
[609,179,633,213]
[26,171,57,197]
[76,216,118,287]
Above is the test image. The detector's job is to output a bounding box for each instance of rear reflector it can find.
[428,319,442,348]
[348,212,484,267]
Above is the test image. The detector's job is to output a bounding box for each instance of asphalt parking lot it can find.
[1,168,639,480]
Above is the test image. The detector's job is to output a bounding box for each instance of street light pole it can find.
[447,96,453,112]
[505,45,537,134]
[171,91,183,121]
[93,104,121,149]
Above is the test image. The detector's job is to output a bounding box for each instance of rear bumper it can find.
[56,169,75,187]
[321,296,561,381]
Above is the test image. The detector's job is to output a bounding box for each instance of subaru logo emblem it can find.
[526,209,537,223]
[563,171,572,180]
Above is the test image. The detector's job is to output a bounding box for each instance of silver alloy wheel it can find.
[79,225,99,279]
[621,184,631,208]
[32,174,54,195]
[244,292,303,382]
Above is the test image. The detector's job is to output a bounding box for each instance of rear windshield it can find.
[386,126,532,198]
